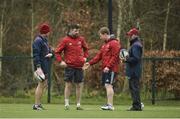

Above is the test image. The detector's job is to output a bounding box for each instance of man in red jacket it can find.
[84,27,120,110]
[55,24,88,110]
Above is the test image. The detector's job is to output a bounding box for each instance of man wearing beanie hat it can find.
[40,24,50,34]
[123,27,143,111]
[32,23,53,110]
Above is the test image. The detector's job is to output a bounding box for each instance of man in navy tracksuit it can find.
[32,23,53,110]
[125,28,143,111]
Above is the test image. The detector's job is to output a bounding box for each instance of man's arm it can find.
[32,40,42,68]
[106,41,120,69]
[88,50,102,65]
[54,39,66,62]
[126,45,142,64]
[82,38,89,59]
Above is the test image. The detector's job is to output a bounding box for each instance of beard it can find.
[68,32,79,39]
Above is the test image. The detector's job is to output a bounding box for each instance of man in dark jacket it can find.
[55,24,89,110]
[32,23,53,110]
[125,28,143,111]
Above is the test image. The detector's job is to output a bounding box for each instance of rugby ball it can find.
[119,49,129,59]
[34,71,45,82]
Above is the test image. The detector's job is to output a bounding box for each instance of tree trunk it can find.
[127,0,134,49]
[163,0,171,51]
[31,0,34,73]
[0,0,6,78]
[117,0,123,40]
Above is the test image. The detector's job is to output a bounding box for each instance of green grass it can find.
[0,104,180,118]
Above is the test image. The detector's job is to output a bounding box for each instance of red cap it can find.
[39,23,50,34]
[127,28,139,36]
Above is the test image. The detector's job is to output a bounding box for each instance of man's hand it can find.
[36,67,45,78]
[103,67,110,73]
[121,57,126,62]
[83,62,90,70]
[121,55,129,62]
[60,61,67,68]
[84,58,87,62]
[45,53,53,58]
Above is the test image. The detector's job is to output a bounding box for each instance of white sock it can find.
[65,99,69,106]
[35,104,39,107]
[77,103,80,107]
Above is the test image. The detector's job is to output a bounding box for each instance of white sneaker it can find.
[101,104,114,111]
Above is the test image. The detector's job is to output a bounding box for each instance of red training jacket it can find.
[55,36,89,68]
[89,39,120,73]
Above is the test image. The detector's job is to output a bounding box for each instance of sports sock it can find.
[65,99,69,106]
[77,103,80,107]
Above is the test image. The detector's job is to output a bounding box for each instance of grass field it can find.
[0,104,180,118]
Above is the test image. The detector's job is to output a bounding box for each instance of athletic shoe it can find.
[76,106,83,110]
[65,105,70,110]
[33,104,43,110]
[127,107,142,111]
[39,104,46,110]
[101,104,114,111]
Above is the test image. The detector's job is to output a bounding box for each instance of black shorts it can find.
[64,67,84,83]
[102,71,117,86]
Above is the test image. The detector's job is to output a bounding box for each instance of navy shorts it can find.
[102,71,117,86]
[33,59,50,75]
[64,67,84,83]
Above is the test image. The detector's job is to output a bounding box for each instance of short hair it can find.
[67,24,80,31]
[99,27,110,35]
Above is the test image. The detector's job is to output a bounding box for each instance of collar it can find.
[39,35,48,42]
[105,34,116,43]
[130,37,139,46]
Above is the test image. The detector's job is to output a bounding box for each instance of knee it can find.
[105,84,112,89]
[40,80,48,89]
[76,83,83,90]
[43,82,48,89]
[65,82,72,89]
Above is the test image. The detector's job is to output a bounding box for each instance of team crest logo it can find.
[78,41,81,45]
[105,44,110,51]
[106,79,109,83]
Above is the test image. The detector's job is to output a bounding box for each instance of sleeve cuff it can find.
[36,64,41,68]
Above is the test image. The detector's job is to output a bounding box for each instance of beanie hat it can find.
[39,23,50,34]
[127,28,139,36]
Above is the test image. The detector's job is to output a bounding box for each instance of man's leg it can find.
[105,84,114,106]
[75,82,83,108]
[101,84,114,110]
[101,71,115,110]
[64,82,72,108]
[129,78,141,110]
[34,80,47,110]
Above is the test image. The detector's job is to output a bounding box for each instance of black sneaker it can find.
[33,104,46,110]
[127,107,142,111]
[76,106,83,110]
[33,104,42,110]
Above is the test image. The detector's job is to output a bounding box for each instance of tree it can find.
[0,0,6,78]
[163,0,171,51]
[116,0,123,40]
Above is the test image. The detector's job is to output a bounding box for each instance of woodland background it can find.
[0,0,180,101]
